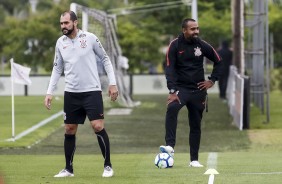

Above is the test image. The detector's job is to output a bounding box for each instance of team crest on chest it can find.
[80,39,87,48]
[194,47,202,56]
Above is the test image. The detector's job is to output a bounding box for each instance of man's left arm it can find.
[92,35,118,101]
[201,41,222,84]
[197,40,222,90]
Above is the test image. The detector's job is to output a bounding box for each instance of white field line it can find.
[5,110,63,141]
[206,153,282,176]
[208,174,215,184]
[206,152,218,184]
[107,108,132,115]
[207,152,218,169]
[240,172,282,175]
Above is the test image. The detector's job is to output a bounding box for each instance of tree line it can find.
[0,0,281,74]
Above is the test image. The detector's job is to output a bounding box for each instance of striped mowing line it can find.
[5,110,63,141]
[207,152,218,169]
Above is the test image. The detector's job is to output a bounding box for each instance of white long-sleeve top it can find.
[47,30,116,95]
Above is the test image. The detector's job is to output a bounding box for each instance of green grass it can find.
[0,93,282,183]
[250,90,282,129]
[1,152,282,184]
[0,96,64,147]
[0,94,248,153]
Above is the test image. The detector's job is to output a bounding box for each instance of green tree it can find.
[114,0,190,73]
[0,0,67,73]
[198,1,232,46]
[269,3,282,67]
[0,0,234,74]
[117,18,163,73]
[0,0,29,15]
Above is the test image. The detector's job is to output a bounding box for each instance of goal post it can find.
[70,3,135,107]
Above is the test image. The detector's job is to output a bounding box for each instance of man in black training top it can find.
[159,18,222,167]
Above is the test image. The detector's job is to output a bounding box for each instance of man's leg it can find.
[91,119,113,177]
[187,107,202,161]
[222,75,228,99]
[165,101,184,148]
[54,124,78,177]
[92,120,111,167]
[187,92,205,162]
[64,124,78,173]
[54,91,85,177]
[218,78,225,99]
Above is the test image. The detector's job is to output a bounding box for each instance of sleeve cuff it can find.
[208,77,216,84]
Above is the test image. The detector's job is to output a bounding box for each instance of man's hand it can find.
[167,93,181,105]
[108,85,119,101]
[197,80,214,90]
[44,94,53,110]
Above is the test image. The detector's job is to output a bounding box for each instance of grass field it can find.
[0,93,282,183]
[0,96,64,147]
[1,152,282,184]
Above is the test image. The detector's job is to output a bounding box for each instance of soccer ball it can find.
[154,153,174,168]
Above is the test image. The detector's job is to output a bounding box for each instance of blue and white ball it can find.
[154,153,174,168]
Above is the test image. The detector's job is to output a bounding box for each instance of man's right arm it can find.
[46,43,64,95]
[165,39,178,93]
[45,42,64,110]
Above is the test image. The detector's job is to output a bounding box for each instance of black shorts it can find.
[64,91,104,124]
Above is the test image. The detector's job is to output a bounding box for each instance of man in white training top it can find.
[44,10,118,178]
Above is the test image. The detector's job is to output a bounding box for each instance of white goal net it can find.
[70,3,134,107]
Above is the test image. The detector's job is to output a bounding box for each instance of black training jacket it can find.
[165,34,222,91]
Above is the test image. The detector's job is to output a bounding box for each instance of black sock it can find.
[96,129,111,167]
[64,134,76,173]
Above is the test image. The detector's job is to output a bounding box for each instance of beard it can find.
[62,26,74,36]
[185,34,200,43]
[191,35,200,43]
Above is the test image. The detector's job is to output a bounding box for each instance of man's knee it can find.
[91,119,104,132]
[167,102,181,113]
[65,124,78,134]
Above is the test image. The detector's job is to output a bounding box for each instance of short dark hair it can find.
[222,40,229,48]
[181,18,196,28]
[61,11,78,21]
